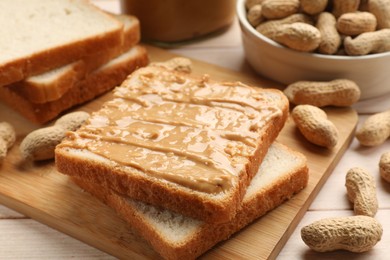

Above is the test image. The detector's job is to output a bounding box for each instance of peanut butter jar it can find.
[120,0,236,44]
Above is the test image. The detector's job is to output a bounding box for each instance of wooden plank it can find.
[0,45,358,259]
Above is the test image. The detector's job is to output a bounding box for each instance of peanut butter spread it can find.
[59,67,283,194]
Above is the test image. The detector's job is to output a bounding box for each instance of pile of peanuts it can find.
[245,0,390,55]
[282,70,389,253]
[285,77,390,180]
[301,166,382,253]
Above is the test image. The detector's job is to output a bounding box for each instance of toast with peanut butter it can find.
[55,64,289,223]
[72,142,309,259]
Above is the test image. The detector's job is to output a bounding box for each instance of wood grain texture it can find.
[0,45,358,259]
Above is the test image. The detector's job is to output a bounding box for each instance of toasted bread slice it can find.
[72,142,309,259]
[55,64,289,223]
[0,0,123,86]
[11,14,140,104]
[0,45,149,124]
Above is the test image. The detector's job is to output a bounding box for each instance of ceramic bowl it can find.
[236,0,390,100]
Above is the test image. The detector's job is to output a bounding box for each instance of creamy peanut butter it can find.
[59,67,283,194]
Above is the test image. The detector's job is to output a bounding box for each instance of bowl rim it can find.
[236,0,390,61]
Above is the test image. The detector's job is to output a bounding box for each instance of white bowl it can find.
[236,0,390,100]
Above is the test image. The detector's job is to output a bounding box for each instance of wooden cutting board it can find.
[0,45,358,259]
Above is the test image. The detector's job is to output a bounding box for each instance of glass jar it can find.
[120,0,236,44]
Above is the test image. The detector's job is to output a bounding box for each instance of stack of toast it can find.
[55,61,310,259]
[0,0,148,124]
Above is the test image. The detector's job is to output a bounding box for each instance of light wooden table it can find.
[1,1,389,259]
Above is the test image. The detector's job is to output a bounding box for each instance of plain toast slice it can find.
[55,65,289,223]
[10,14,140,104]
[72,142,309,259]
[0,0,123,86]
[0,45,148,124]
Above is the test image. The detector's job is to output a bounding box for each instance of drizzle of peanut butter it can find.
[59,67,282,194]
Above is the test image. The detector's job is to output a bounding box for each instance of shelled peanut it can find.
[379,152,390,183]
[345,167,378,217]
[300,0,328,15]
[332,0,360,18]
[301,215,383,253]
[301,166,382,253]
[369,0,390,29]
[256,13,313,38]
[284,79,361,107]
[0,122,16,164]
[316,12,341,54]
[245,0,390,55]
[270,22,322,52]
[336,12,377,36]
[291,105,338,148]
[356,109,390,146]
[20,111,89,161]
[261,0,300,19]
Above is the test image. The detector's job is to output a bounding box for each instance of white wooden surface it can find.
[0,0,389,259]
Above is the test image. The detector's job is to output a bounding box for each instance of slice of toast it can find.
[72,142,309,259]
[55,64,289,223]
[0,45,149,124]
[10,14,140,104]
[0,0,123,86]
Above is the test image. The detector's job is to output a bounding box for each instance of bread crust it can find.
[72,143,309,259]
[0,46,149,124]
[55,66,289,223]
